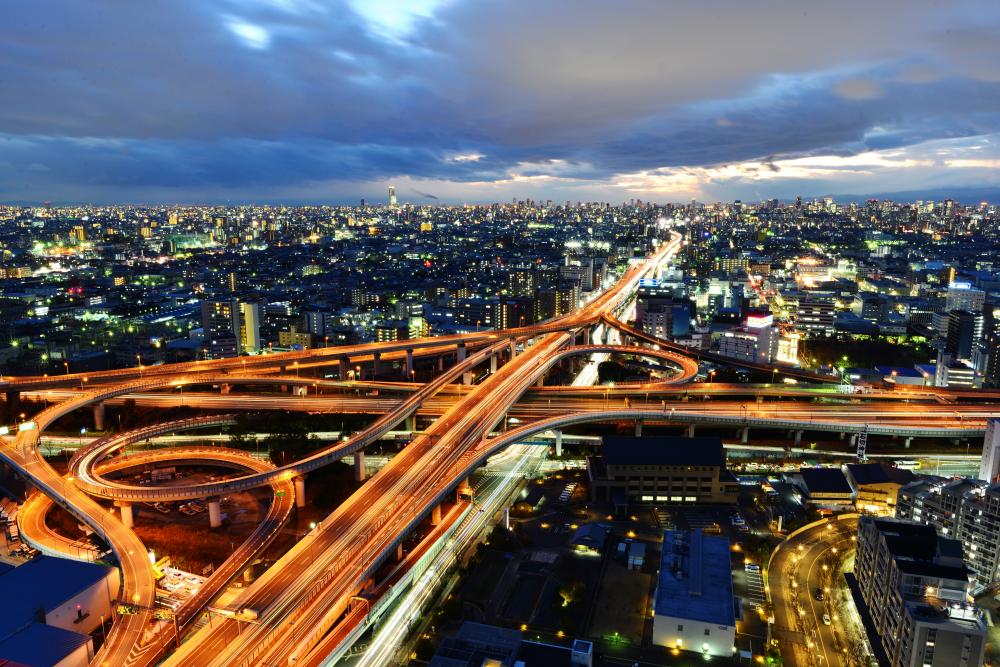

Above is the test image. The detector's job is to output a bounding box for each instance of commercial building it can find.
[783,467,854,510]
[853,517,986,667]
[896,477,1000,590]
[846,462,915,516]
[945,282,986,314]
[718,313,779,364]
[588,436,739,507]
[652,529,735,657]
[429,621,593,667]
[0,556,121,667]
[796,297,835,337]
[946,310,984,361]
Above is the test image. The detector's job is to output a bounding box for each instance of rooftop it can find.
[602,435,725,468]
[846,462,915,487]
[797,467,853,495]
[654,529,735,628]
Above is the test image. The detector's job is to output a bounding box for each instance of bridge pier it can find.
[294,476,306,508]
[840,432,846,440]
[437,355,444,372]
[208,497,223,528]
[462,372,473,385]
[220,383,232,394]
[354,450,366,482]
[4,390,19,410]
[741,427,749,444]
[535,375,544,387]
[456,477,472,501]
[794,430,803,447]
[93,402,106,431]
[405,415,416,432]
[554,430,563,457]
[509,341,517,359]
[685,424,696,438]
[635,419,643,437]
[582,328,591,345]
[490,354,497,374]
[430,504,442,526]
[117,501,134,529]
[338,356,348,381]
[850,434,858,448]
[372,352,382,380]
[905,437,912,448]
[456,343,466,364]
[396,543,404,561]
[405,349,414,378]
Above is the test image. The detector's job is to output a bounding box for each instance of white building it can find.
[652,529,735,658]
[979,419,1000,484]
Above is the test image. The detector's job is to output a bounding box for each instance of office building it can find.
[796,297,835,337]
[651,529,736,657]
[388,184,396,206]
[845,462,915,516]
[588,436,739,506]
[718,313,779,364]
[946,282,986,314]
[239,301,261,354]
[854,517,985,667]
[946,310,984,361]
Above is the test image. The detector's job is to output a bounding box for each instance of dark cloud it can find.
[0,0,999,201]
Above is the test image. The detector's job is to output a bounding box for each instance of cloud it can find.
[1,0,999,202]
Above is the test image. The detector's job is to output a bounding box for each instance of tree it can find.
[558,580,586,607]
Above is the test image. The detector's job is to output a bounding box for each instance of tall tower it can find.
[388,185,397,206]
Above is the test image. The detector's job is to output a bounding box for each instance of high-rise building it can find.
[718,313,779,364]
[388,185,396,206]
[854,517,986,667]
[946,282,986,313]
[239,302,261,354]
[946,310,984,361]
[201,298,240,359]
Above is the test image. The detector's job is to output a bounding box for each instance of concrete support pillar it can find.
[685,424,696,438]
[93,402,106,431]
[243,567,254,584]
[583,328,591,346]
[490,354,498,374]
[220,384,232,394]
[431,504,442,526]
[354,450,366,482]
[555,430,563,457]
[794,430,803,447]
[509,341,517,359]
[405,415,416,432]
[294,476,306,508]
[338,357,348,381]
[741,427,749,444]
[372,352,382,379]
[437,355,444,372]
[396,543,404,561]
[457,343,466,364]
[118,502,133,529]
[905,437,913,449]
[457,477,472,501]
[462,372,473,385]
[208,498,222,528]
[4,390,19,409]
[295,385,307,397]
[635,419,643,437]
[535,375,544,387]
[850,434,858,447]
[840,432,846,441]
[405,349,414,379]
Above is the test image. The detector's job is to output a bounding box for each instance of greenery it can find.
[800,337,934,370]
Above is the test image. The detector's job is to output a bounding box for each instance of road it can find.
[768,516,866,667]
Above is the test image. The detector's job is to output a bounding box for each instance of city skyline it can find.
[2,0,1000,204]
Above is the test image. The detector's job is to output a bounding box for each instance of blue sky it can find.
[1,0,999,204]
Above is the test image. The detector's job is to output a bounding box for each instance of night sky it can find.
[2,0,999,204]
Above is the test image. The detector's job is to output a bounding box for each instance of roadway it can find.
[768,516,863,667]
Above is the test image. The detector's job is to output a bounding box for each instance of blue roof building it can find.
[652,529,736,657]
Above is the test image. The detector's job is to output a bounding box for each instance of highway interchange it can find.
[0,232,997,666]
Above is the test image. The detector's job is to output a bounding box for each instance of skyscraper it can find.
[388,185,397,206]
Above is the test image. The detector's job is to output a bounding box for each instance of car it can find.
[822,613,832,626]
[814,588,825,601]
[745,563,761,573]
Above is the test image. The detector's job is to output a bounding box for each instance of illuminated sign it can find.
[638,279,660,288]
[18,421,36,432]
[949,281,972,290]
[746,314,774,329]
